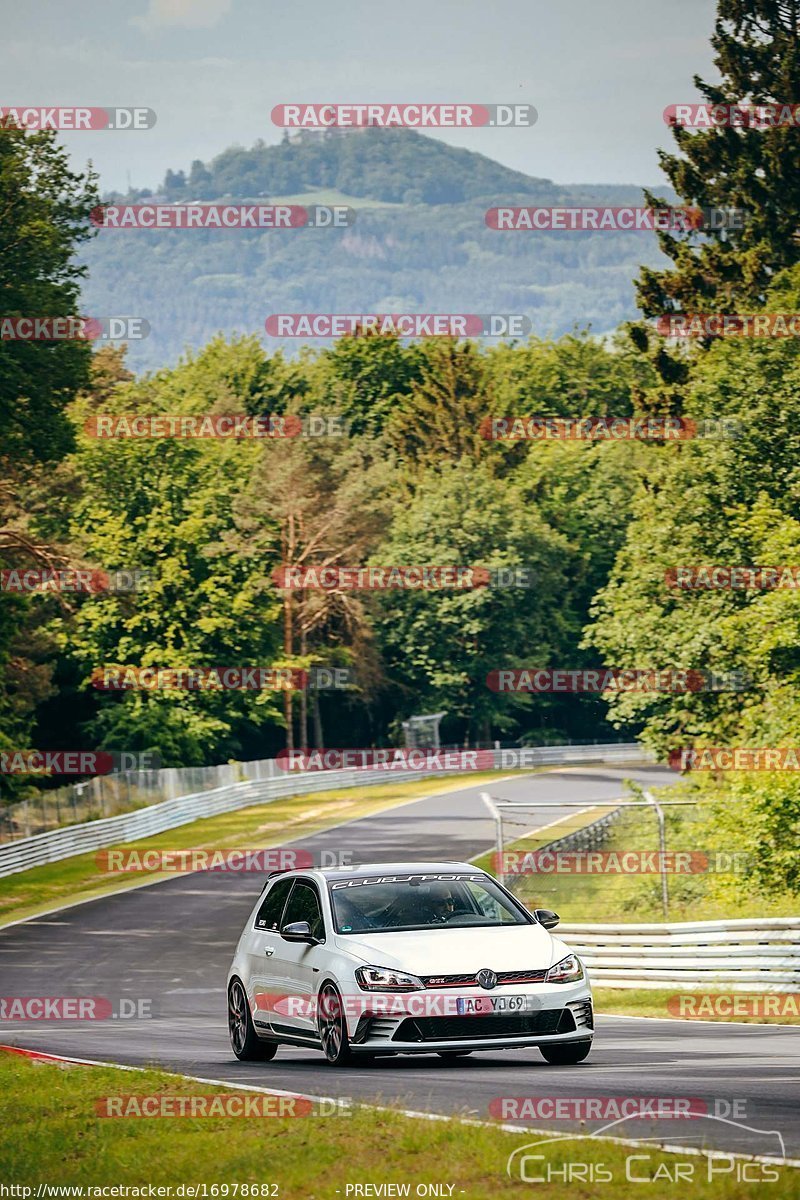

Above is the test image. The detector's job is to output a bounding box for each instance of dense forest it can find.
[5,292,800,781]
[5,326,659,777]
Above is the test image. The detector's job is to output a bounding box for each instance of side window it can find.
[254,877,294,931]
[465,881,514,923]
[282,882,325,941]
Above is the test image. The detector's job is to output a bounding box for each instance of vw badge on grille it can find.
[477,969,497,990]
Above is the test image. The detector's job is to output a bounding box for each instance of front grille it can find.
[420,973,479,988]
[420,968,548,988]
[497,969,548,985]
[393,1008,573,1042]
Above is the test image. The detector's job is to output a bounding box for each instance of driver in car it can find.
[428,885,456,922]
[380,884,457,926]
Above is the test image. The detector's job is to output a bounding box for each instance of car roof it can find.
[324,861,481,877]
[267,861,484,883]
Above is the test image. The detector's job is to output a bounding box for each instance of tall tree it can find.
[58,340,286,766]
[637,0,800,320]
[0,121,98,795]
[375,461,575,744]
[587,264,800,756]
[0,121,98,466]
[385,339,492,469]
[231,429,392,752]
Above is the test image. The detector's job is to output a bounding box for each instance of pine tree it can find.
[637,0,800,319]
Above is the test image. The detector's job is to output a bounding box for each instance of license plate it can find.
[456,995,528,1015]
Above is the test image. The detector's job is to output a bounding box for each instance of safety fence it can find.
[483,794,799,988]
[0,759,276,843]
[506,805,624,887]
[0,740,651,844]
[0,742,649,877]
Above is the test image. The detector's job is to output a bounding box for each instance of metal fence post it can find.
[480,791,504,887]
[644,789,669,918]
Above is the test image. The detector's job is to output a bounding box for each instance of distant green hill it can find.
[147,127,556,206]
[84,129,673,369]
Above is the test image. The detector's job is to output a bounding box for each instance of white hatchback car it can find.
[227,861,592,1066]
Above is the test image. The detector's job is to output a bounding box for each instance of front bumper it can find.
[346,982,593,1055]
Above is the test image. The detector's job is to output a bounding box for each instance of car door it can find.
[246,875,295,1034]
[268,879,327,1042]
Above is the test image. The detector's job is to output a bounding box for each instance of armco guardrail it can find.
[528,806,622,856]
[0,765,433,879]
[492,743,650,769]
[562,918,800,992]
[0,742,649,878]
[505,806,623,895]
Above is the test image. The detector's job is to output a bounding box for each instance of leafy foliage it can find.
[638,0,800,318]
[0,124,98,796]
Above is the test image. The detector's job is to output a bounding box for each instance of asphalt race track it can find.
[1,765,799,1160]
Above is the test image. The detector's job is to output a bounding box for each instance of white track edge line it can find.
[597,1012,800,1029]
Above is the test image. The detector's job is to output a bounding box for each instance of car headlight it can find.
[546,954,584,983]
[355,965,425,992]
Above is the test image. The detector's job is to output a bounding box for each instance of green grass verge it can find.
[594,987,800,1025]
[1,1052,796,1195]
[0,770,523,928]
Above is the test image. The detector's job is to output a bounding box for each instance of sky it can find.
[2,0,720,193]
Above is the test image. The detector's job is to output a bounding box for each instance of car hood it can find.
[333,922,558,973]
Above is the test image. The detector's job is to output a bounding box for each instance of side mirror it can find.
[534,908,560,930]
[281,920,321,944]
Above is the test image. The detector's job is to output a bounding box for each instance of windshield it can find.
[328,871,531,934]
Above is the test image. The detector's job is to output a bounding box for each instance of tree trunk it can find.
[299,621,308,750]
[312,687,323,749]
[283,590,294,756]
[283,512,296,755]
